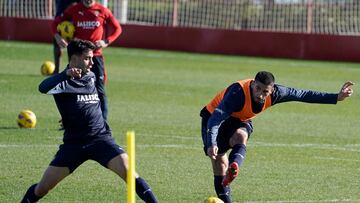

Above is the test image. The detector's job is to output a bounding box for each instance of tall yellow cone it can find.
[127,131,135,203]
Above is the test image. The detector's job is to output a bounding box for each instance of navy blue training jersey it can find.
[39,68,111,143]
[204,82,339,146]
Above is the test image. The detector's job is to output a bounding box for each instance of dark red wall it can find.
[1,17,359,62]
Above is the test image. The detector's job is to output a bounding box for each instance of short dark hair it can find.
[254,71,275,85]
[67,39,96,58]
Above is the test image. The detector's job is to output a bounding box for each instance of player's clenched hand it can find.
[95,40,108,48]
[207,145,218,160]
[54,33,68,49]
[66,68,82,79]
[337,81,354,101]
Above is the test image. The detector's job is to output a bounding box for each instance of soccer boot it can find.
[222,162,239,187]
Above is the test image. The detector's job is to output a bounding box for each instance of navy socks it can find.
[21,184,42,203]
[135,177,158,203]
[229,144,247,166]
[214,176,231,203]
[21,179,158,203]
[21,178,159,203]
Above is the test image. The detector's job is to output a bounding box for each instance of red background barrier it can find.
[1,17,360,62]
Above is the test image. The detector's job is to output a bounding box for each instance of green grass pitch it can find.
[0,40,360,202]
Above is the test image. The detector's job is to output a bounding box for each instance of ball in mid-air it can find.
[17,110,37,128]
[204,197,224,203]
[57,21,75,41]
[41,61,55,76]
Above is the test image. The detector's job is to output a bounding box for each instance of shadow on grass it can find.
[0,126,19,130]
[0,126,62,132]
[0,73,42,78]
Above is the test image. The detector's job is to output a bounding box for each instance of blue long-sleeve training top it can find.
[205,82,338,147]
[39,68,112,144]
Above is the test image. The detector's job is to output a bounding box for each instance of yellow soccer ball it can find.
[57,21,75,41]
[16,110,37,128]
[41,61,55,76]
[204,197,224,203]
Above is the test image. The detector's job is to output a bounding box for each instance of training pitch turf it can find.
[0,40,359,202]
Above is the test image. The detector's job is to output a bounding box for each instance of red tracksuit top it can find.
[52,2,122,56]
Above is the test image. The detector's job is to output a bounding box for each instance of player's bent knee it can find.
[230,129,248,146]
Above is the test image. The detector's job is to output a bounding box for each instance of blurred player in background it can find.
[200,71,354,203]
[52,0,122,120]
[53,0,80,74]
[21,39,158,203]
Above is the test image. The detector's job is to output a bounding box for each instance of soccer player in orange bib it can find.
[200,71,353,203]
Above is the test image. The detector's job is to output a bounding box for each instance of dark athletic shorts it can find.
[200,107,253,155]
[50,138,125,173]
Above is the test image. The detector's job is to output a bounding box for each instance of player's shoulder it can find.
[93,3,107,10]
[227,82,243,92]
[224,82,244,98]
[93,3,112,14]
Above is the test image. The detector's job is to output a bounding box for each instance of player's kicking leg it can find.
[222,128,249,187]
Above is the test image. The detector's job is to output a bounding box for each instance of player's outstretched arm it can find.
[337,81,354,101]
[38,71,68,93]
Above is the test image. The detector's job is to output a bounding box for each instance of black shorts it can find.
[200,107,253,155]
[92,56,106,90]
[50,138,125,173]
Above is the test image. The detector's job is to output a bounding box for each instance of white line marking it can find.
[1,142,360,153]
[138,133,360,152]
[252,142,360,152]
[0,144,57,148]
[141,133,199,140]
[314,156,360,163]
[140,144,199,150]
[0,144,199,150]
[345,144,360,147]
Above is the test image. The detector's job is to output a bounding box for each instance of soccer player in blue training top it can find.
[200,71,354,203]
[21,39,158,203]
